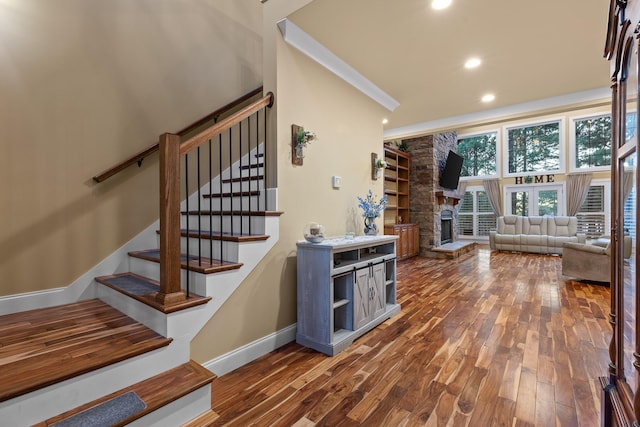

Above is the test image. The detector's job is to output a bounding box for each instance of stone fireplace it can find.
[441,210,453,244]
[401,131,460,257]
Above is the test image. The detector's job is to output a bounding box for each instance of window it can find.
[569,112,635,172]
[457,131,498,178]
[506,120,562,175]
[458,187,496,240]
[626,112,638,143]
[505,184,564,216]
[573,115,611,170]
[576,182,610,238]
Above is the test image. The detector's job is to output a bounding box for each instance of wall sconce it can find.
[371,153,387,180]
[291,124,317,166]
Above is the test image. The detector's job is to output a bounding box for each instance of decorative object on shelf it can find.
[291,124,316,165]
[371,153,387,180]
[357,190,388,235]
[303,222,326,243]
[344,231,355,240]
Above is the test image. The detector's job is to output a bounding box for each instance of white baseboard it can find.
[0,220,159,316]
[203,324,296,377]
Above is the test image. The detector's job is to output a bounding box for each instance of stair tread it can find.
[154,228,270,242]
[182,210,283,217]
[202,190,261,198]
[34,360,215,427]
[129,249,243,274]
[240,162,264,170]
[0,299,172,402]
[95,272,211,314]
[221,175,264,183]
[178,229,270,242]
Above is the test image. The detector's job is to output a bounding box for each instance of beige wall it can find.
[0,0,262,296]
[191,12,388,361]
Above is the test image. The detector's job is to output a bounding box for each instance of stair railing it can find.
[157,92,274,304]
[93,86,263,183]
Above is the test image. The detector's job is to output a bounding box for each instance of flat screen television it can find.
[439,150,464,190]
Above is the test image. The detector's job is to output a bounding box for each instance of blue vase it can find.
[364,217,378,235]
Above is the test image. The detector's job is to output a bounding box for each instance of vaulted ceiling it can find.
[289,0,611,135]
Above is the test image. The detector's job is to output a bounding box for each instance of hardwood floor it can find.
[0,299,172,403]
[208,247,611,426]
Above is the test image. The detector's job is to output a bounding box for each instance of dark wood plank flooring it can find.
[208,247,611,426]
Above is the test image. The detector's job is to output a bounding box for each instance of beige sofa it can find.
[489,215,586,255]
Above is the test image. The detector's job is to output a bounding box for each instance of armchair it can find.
[562,241,610,283]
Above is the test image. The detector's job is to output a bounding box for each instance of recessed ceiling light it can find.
[382,118,389,125]
[431,0,452,10]
[481,93,495,103]
[465,57,482,69]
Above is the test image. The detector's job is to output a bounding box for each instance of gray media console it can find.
[296,235,401,356]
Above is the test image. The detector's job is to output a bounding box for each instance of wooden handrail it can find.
[180,92,274,155]
[92,86,264,183]
[157,90,274,300]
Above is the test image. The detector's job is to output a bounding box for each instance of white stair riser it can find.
[220,166,264,181]
[179,238,240,262]
[128,257,230,288]
[204,196,267,212]
[195,180,263,199]
[128,383,212,427]
[182,215,266,234]
[0,343,187,427]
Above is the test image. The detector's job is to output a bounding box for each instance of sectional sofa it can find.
[489,215,586,255]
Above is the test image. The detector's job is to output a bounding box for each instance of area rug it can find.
[106,275,158,295]
[51,391,146,427]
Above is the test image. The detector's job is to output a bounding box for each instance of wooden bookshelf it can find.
[383,146,410,225]
[383,146,418,259]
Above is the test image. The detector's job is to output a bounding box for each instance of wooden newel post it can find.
[158,133,186,305]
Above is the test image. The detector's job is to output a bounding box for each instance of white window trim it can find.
[576,178,611,236]
[502,117,566,178]
[457,185,494,242]
[457,129,501,181]
[568,112,612,173]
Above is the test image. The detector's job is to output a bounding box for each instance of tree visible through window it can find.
[626,112,638,143]
[508,122,560,173]
[458,132,497,178]
[574,115,611,169]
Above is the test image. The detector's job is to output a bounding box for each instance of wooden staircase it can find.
[0,91,280,425]
[0,299,215,426]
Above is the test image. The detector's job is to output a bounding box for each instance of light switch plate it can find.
[332,176,342,189]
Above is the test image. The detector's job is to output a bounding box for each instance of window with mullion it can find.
[458,188,496,239]
[573,114,611,169]
[576,183,610,238]
[506,121,561,175]
[457,131,498,179]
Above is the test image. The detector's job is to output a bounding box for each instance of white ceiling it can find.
[289,0,612,135]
